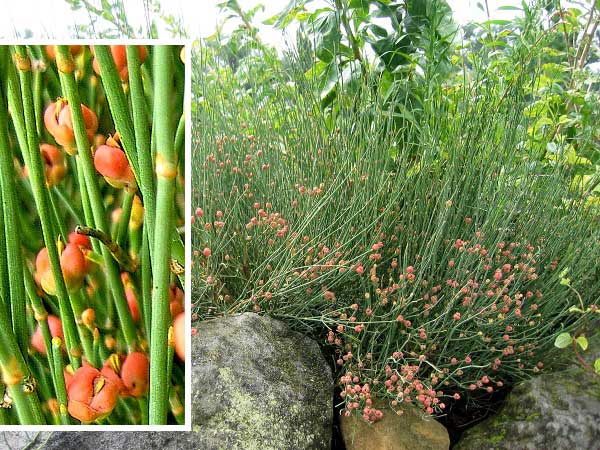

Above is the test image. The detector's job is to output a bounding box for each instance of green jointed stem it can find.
[0,53,43,424]
[28,353,53,408]
[141,66,154,113]
[33,70,43,136]
[0,293,44,424]
[141,228,152,343]
[0,192,9,311]
[139,396,149,425]
[166,329,180,423]
[72,290,94,361]
[126,46,155,251]
[55,46,138,352]
[169,389,185,426]
[93,46,140,179]
[92,328,101,369]
[129,226,142,258]
[46,191,97,361]
[54,185,85,225]
[22,267,69,422]
[174,112,185,168]
[128,47,184,288]
[23,266,55,372]
[116,190,134,248]
[51,337,71,425]
[127,52,171,352]
[149,46,176,424]
[0,156,28,354]
[0,49,28,356]
[88,74,98,112]
[12,45,82,369]
[76,161,102,255]
[6,57,28,159]
[49,189,69,239]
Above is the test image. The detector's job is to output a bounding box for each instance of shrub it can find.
[192,44,600,420]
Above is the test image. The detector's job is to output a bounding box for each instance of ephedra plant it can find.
[0,44,185,425]
[192,44,600,422]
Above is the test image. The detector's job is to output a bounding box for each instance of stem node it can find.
[155,153,178,179]
[14,52,31,71]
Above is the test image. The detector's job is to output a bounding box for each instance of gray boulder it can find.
[191,312,333,449]
[455,335,600,450]
[1,313,334,450]
[0,432,52,449]
[14,431,204,449]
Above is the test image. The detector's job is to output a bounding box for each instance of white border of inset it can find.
[0,39,192,432]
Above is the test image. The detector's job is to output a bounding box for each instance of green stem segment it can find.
[0,54,28,357]
[116,191,135,248]
[52,337,71,425]
[0,50,44,424]
[93,46,140,179]
[126,46,155,251]
[12,45,82,369]
[149,46,177,424]
[55,46,138,353]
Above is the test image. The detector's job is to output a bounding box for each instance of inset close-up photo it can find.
[0,43,186,426]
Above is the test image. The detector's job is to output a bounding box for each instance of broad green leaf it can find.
[484,40,508,48]
[558,115,571,125]
[295,12,311,21]
[369,24,389,38]
[483,19,511,26]
[554,332,572,349]
[307,11,342,64]
[318,61,340,100]
[349,0,370,10]
[246,4,265,20]
[576,336,588,351]
[266,0,307,28]
[263,14,279,25]
[559,267,571,286]
[305,60,328,79]
[533,117,553,129]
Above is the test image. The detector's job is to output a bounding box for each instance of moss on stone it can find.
[487,428,506,444]
[194,337,329,449]
[200,366,319,450]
